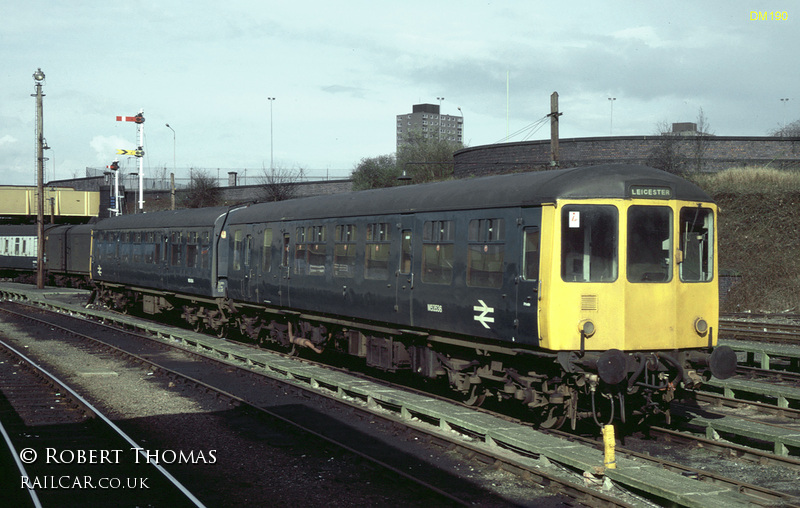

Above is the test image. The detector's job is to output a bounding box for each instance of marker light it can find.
[694,318,708,335]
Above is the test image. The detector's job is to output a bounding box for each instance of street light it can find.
[437,96,445,140]
[267,97,275,171]
[165,123,176,175]
[32,68,46,289]
[457,106,464,144]
[608,97,616,135]
[780,98,790,133]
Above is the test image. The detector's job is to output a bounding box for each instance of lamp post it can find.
[32,68,46,289]
[780,98,790,133]
[165,123,176,175]
[267,97,275,171]
[457,106,463,144]
[608,97,616,135]
[437,96,445,140]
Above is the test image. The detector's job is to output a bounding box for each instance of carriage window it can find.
[308,226,326,276]
[522,227,540,281]
[628,206,672,283]
[232,229,243,270]
[200,231,210,269]
[186,231,198,268]
[294,227,306,274]
[422,220,454,285]
[467,218,505,288]
[561,205,618,282]
[334,224,356,278]
[365,222,390,280]
[400,230,412,274]
[261,229,273,272]
[680,207,714,282]
[170,231,183,266]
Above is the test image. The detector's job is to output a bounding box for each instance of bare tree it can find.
[770,118,800,137]
[258,165,305,202]
[183,169,221,208]
[646,120,687,175]
[692,108,713,172]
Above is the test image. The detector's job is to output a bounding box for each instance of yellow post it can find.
[603,424,616,469]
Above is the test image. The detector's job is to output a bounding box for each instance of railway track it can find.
[0,338,204,507]
[0,300,607,507]
[719,318,800,345]
[2,290,799,506]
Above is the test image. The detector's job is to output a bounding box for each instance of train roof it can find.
[89,165,713,230]
[227,164,713,224]
[93,206,230,230]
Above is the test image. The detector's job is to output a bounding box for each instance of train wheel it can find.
[539,405,567,429]
[461,385,486,407]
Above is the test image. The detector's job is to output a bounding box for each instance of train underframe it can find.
[93,283,737,429]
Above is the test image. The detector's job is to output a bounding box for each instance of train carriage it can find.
[87,164,735,427]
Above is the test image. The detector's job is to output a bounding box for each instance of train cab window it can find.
[679,207,714,282]
[561,206,618,282]
[261,229,273,273]
[232,229,243,271]
[627,206,672,283]
[334,224,357,278]
[467,218,505,288]
[422,220,454,285]
[522,227,540,281]
[365,222,391,280]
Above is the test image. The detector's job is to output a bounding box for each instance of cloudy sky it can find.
[1,1,796,186]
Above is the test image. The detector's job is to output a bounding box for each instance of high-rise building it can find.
[396,103,463,149]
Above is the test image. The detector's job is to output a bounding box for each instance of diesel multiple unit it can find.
[0,164,736,428]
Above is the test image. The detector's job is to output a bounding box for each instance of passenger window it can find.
[308,226,326,276]
[680,207,714,282]
[232,229,243,270]
[422,220,454,284]
[627,206,672,282]
[399,230,412,274]
[262,229,273,273]
[522,227,540,281]
[334,224,357,278]
[365,223,391,280]
[467,218,505,288]
[561,206,618,282]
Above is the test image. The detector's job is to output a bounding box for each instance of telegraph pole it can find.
[32,68,46,289]
[548,91,563,167]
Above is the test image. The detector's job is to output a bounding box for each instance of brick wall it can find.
[454,136,800,177]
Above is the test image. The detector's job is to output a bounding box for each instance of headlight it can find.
[579,319,596,337]
[694,318,708,335]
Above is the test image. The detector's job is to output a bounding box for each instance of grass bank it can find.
[688,167,800,312]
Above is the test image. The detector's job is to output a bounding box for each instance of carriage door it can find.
[516,225,541,344]
[395,216,415,326]
[279,229,291,307]
[241,230,254,300]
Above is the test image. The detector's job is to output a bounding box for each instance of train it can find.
[0,164,737,428]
